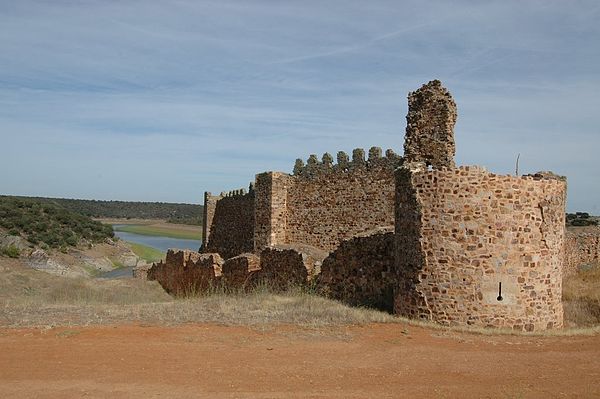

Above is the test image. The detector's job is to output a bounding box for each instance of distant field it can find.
[113,223,202,240]
[129,242,165,263]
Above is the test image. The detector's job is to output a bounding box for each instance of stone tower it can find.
[403,79,457,169]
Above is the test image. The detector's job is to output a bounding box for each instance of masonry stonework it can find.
[148,250,223,295]
[564,227,600,276]
[149,79,580,332]
[253,172,290,251]
[318,227,396,311]
[203,190,254,259]
[255,245,325,290]
[404,80,457,169]
[395,166,566,331]
[221,253,261,290]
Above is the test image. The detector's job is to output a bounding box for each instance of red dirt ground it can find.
[1,323,599,398]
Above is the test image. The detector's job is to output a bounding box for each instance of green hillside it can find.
[0,196,114,249]
[5,196,203,225]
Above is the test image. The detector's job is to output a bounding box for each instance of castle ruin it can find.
[148,80,569,331]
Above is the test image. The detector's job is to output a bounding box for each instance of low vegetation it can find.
[0,261,170,307]
[129,242,165,263]
[4,196,203,225]
[566,212,599,227]
[0,261,395,328]
[0,196,114,249]
[563,263,600,327]
[0,244,20,258]
[2,254,600,335]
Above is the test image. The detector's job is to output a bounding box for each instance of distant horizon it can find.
[2,1,599,213]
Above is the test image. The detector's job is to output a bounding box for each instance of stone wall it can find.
[202,192,220,247]
[255,245,326,290]
[148,249,223,296]
[221,253,261,290]
[286,149,402,252]
[253,149,402,253]
[403,80,457,169]
[203,190,255,259]
[395,165,566,331]
[565,227,600,276]
[318,227,395,311]
[253,172,290,251]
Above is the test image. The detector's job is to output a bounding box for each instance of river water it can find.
[98,226,202,279]
[113,229,202,253]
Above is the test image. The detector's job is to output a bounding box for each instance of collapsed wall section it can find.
[255,244,326,290]
[147,249,223,296]
[395,166,566,331]
[203,190,255,259]
[318,227,396,311]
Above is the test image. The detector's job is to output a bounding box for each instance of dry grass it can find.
[563,262,600,328]
[0,258,396,328]
[1,290,397,329]
[2,257,600,337]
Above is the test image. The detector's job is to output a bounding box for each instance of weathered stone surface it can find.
[148,249,223,296]
[318,227,395,311]
[394,166,566,331]
[255,245,326,290]
[196,79,575,332]
[253,172,290,251]
[404,79,457,169]
[26,249,78,277]
[202,190,254,259]
[221,253,261,290]
[565,226,600,276]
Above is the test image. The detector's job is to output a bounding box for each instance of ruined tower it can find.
[395,81,566,331]
[403,79,457,169]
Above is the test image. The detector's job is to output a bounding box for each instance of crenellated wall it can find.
[286,148,402,252]
[192,79,576,331]
[394,165,566,331]
[251,147,403,253]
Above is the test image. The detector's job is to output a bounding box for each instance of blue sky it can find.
[1,1,598,212]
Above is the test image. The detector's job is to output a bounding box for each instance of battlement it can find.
[293,147,403,178]
[192,79,569,332]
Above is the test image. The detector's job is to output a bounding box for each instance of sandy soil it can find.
[1,323,599,398]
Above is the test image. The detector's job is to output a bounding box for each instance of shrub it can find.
[1,244,21,258]
[0,196,115,249]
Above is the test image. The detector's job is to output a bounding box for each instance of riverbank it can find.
[97,219,202,240]
[128,242,164,263]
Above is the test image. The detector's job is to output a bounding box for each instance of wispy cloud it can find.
[0,0,599,212]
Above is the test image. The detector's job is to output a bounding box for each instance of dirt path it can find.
[1,323,599,398]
